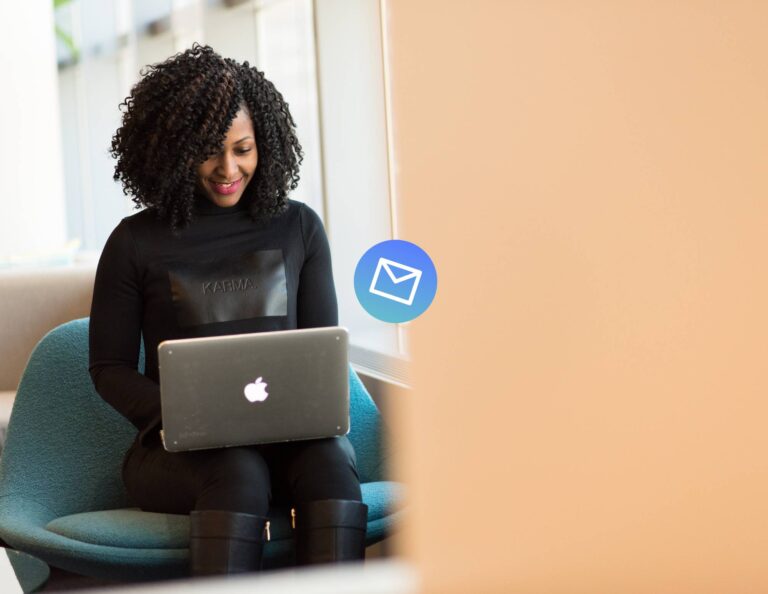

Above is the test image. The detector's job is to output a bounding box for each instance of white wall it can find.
[315,0,399,356]
[0,2,67,259]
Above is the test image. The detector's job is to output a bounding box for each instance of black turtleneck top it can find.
[88,197,337,445]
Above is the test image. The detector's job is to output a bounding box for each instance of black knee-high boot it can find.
[189,510,270,576]
[294,499,368,565]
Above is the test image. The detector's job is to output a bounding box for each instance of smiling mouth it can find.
[210,178,244,195]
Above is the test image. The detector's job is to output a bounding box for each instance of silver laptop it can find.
[158,327,349,452]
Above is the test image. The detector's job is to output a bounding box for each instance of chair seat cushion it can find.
[362,480,404,521]
[46,509,189,549]
[45,481,404,549]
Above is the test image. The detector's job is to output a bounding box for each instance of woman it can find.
[88,44,367,576]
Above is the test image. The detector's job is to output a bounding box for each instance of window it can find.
[314,0,408,381]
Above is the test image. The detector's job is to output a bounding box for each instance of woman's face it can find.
[196,107,258,208]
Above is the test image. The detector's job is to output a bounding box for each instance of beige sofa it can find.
[0,266,96,427]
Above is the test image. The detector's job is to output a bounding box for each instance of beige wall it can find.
[387,1,768,592]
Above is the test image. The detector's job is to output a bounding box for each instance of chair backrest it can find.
[0,318,385,519]
[0,318,135,518]
[347,365,385,483]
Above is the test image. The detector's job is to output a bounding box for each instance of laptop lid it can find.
[158,327,349,452]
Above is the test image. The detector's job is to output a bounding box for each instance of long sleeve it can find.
[296,204,338,328]
[88,220,161,438]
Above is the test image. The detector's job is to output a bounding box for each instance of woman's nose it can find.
[217,153,238,178]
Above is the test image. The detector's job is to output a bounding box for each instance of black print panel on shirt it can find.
[167,249,288,327]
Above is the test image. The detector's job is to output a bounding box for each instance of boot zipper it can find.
[290,507,296,529]
[264,520,271,541]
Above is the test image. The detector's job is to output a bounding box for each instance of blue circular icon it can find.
[354,240,437,323]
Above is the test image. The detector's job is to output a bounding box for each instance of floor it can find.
[87,560,415,594]
[35,539,394,591]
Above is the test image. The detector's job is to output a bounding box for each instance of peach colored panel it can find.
[386,1,768,593]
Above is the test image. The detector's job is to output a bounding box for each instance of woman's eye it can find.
[237,148,252,155]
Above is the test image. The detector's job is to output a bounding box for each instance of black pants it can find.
[122,434,362,516]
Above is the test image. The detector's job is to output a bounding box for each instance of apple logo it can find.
[244,377,269,403]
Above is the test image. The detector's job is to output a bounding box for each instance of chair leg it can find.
[294,499,368,565]
[189,510,269,576]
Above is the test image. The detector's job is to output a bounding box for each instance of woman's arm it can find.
[88,220,161,435]
[296,204,339,328]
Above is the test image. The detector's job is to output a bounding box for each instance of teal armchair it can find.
[0,318,403,581]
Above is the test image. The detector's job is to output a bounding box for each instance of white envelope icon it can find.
[369,257,423,306]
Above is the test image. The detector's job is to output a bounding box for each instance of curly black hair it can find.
[111,43,302,230]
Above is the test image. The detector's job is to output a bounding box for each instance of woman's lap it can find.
[122,435,361,515]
